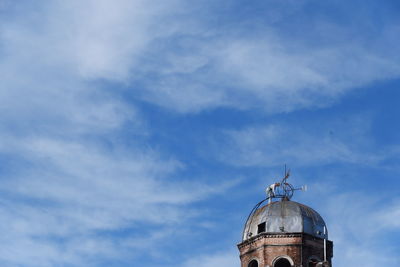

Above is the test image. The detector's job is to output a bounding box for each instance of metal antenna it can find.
[243,168,308,240]
[284,164,287,181]
[266,167,304,201]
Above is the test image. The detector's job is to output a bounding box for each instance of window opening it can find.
[248,260,258,267]
[274,258,291,267]
[257,222,266,234]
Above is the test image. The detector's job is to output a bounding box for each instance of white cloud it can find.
[1,0,176,81]
[0,2,233,264]
[2,0,400,115]
[0,134,235,265]
[322,193,400,267]
[375,200,400,229]
[212,114,387,167]
[137,26,400,113]
[1,1,399,266]
[181,250,239,267]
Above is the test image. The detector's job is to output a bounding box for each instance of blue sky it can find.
[0,0,400,266]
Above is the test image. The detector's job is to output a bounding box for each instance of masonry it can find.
[238,232,333,267]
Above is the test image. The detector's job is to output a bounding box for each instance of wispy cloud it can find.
[2,0,400,115]
[0,1,235,265]
[320,192,400,267]
[212,114,391,167]
[1,1,399,266]
[0,133,236,265]
[181,250,238,267]
[134,9,400,113]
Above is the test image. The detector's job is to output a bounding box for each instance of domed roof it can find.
[242,200,327,241]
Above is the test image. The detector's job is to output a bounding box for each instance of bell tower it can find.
[238,171,333,267]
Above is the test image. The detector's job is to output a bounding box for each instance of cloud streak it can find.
[1,0,400,266]
[212,114,391,167]
[0,1,235,265]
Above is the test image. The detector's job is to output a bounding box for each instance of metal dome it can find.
[242,200,328,241]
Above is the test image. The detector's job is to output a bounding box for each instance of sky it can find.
[0,0,400,266]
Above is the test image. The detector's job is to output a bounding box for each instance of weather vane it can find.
[243,166,307,239]
[266,165,306,203]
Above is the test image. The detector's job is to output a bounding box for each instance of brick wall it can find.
[238,233,333,267]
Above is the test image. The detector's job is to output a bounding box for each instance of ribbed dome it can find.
[242,200,327,241]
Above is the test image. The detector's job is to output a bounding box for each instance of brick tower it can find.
[238,173,333,267]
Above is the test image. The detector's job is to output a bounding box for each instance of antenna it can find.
[284,164,286,178]
[244,168,308,240]
[265,166,305,201]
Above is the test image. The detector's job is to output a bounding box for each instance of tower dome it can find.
[237,171,333,267]
[242,200,328,241]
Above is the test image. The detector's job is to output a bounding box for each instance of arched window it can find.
[248,259,258,267]
[274,257,291,267]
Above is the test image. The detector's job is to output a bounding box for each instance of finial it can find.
[265,166,306,203]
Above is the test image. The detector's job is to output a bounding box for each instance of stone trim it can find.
[238,232,332,249]
[238,232,303,248]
